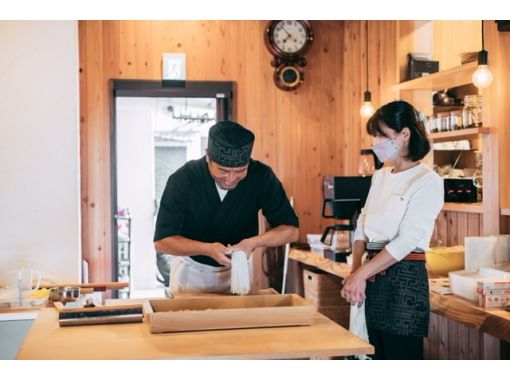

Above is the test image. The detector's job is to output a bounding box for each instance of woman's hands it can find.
[341,240,368,307]
[341,248,398,307]
[341,270,367,307]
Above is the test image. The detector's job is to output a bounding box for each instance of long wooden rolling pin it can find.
[40,282,128,291]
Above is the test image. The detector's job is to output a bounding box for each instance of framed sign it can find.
[162,53,186,80]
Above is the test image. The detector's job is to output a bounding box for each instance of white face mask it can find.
[371,137,401,163]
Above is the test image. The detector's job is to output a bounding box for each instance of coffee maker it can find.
[320,176,372,262]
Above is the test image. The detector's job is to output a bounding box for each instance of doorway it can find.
[110,80,234,298]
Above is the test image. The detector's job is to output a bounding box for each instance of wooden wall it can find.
[486,20,510,211]
[78,21,398,281]
[425,313,505,359]
[431,211,483,247]
[433,21,480,71]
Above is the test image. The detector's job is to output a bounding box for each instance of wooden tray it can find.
[143,293,314,333]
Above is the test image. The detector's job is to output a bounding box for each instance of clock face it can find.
[271,20,309,55]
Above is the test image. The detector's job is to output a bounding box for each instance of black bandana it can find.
[207,121,255,167]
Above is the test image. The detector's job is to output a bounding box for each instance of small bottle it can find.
[427,115,437,133]
[463,95,483,128]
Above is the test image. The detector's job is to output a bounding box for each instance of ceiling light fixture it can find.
[360,21,375,119]
[472,20,493,89]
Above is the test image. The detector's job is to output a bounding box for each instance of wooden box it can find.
[317,305,350,328]
[303,268,347,307]
[143,294,314,333]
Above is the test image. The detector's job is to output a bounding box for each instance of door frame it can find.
[109,79,235,289]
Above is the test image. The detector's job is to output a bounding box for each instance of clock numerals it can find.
[272,20,309,55]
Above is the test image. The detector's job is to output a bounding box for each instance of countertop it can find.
[16,296,374,359]
[290,247,510,342]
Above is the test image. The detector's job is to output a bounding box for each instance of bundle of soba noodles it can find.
[230,250,251,295]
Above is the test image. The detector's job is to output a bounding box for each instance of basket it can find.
[302,268,349,326]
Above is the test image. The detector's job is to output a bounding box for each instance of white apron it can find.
[168,255,253,296]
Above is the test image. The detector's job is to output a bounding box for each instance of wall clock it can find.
[264,20,314,91]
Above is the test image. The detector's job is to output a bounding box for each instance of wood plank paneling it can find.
[468,325,481,359]
[424,314,504,360]
[447,212,458,247]
[433,21,480,71]
[79,21,398,280]
[431,210,482,247]
[433,211,448,246]
[79,21,113,282]
[484,20,509,220]
[447,318,459,359]
[458,321,470,359]
[438,314,449,359]
[428,313,439,359]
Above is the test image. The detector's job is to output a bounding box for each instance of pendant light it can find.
[360,21,375,118]
[472,20,493,89]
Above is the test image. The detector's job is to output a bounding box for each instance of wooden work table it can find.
[289,247,510,358]
[16,299,373,359]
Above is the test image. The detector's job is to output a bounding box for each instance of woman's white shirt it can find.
[353,163,444,261]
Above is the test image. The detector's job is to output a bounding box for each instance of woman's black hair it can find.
[366,100,430,161]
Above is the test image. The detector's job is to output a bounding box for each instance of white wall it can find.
[0,21,80,286]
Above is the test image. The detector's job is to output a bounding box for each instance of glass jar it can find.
[437,112,451,132]
[450,110,463,130]
[358,149,375,176]
[426,115,437,133]
[463,94,483,128]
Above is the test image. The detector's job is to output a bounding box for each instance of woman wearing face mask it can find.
[341,100,444,360]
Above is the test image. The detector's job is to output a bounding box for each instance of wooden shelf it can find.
[429,127,491,143]
[436,204,510,218]
[442,202,483,213]
[392,61,478,92]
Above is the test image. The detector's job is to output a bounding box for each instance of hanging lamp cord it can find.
[365,20,369,92]
[481,20,484,50]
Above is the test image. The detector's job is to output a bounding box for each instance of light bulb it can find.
[360,101,375,118]
[472,64,493,89]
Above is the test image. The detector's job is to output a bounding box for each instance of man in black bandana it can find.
[154,121,299,295]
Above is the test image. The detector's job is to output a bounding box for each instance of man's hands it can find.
[206,238,258,266]
[231,238,257,258]
[207,242,233,267]
[206,226,298,266]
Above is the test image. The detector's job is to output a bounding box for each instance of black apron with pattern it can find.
[365,256,430,337]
